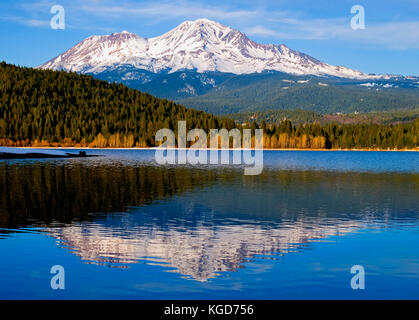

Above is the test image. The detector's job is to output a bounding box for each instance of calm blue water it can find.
[0,150,418,299]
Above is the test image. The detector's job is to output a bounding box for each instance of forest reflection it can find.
[0,162,227,229]
[1,161,418,229]
[1,161,418,280]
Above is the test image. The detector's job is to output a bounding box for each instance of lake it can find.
[0,150,418,299]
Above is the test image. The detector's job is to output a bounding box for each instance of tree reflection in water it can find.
[1,161,418,281]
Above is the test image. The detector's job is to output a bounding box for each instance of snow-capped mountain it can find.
[39,18,374,79]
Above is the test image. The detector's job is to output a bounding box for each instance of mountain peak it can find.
[39,19,372,78]
[180,18,226,28]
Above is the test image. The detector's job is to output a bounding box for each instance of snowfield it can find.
[39,19,379,79]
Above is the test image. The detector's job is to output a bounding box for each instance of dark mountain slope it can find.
[175,72,419,114]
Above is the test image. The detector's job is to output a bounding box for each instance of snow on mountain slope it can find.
[39,18,376,79]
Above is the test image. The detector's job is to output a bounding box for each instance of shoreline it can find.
[2,146,419,152]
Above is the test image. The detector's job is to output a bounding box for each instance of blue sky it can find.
[1,0,419,75]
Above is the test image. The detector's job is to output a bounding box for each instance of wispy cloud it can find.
[350,21,419,50]
[245,26,280,37]
[245,15,419,50]
[0,0,54,28]
[0,14,49,27]
[78,0,419,50]
[4,0,419,50]
[26,18,49,27]
[245,17,350,41]
[78,1,258,21]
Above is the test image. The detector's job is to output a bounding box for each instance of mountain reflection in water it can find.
[1,159,418,282]
[48,217,363,281]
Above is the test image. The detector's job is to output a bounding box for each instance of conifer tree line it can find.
[260,120,419,149]
[0,62,418,150]
[0,62,235,147]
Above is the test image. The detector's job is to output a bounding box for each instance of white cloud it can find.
[246,15,419,49]
[26,19,49,27]
[79,1,258,21]
[5,0,419,49]
[246,26,280,37]
[349,21,419,50]
[78,1,419,49]
[0,14,49,27]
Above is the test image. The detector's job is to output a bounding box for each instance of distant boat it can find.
[0,147,98,159]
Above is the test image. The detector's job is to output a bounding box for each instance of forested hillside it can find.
[0,62,418,150]
[176,72,419,114]
[0,62,235,147]
[260,120,419,149]
[233,109,419,126]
